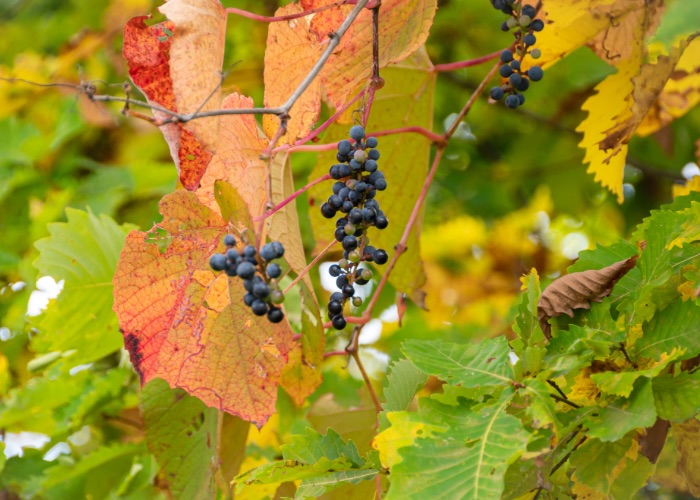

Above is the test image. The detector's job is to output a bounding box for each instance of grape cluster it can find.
[209,234,286,324]
[321,125,390,330]
[489,1,545,109]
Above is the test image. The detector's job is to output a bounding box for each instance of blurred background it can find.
[1,0,698,497]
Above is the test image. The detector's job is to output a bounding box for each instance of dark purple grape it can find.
[210,254,227,271]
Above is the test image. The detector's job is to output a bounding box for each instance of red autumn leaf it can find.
[537,254,639,339]
[299,0,437,108]
[113,190,293,428]
[123,15,215,191]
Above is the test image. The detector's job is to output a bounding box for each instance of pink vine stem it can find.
[226,1,347,22]
[283,239,338,295]
[433,50,502,72]
[254,173,331,222]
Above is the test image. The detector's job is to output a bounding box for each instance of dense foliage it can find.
[1,0,699,498]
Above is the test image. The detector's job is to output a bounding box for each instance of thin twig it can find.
[283,239,338,295]
[546,379,568,400]
[346,327,383,413]
[433,50,502,72]
[227,1,347,22]
[550,394,581,409]
[550,436,587,476]
[324,350,350,358]
[363,1,383,125]
[619,343,638,368]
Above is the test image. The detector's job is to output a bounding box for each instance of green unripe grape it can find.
[345,179,357,189]
[270,290,285,305]
[339,258,349,269]
[361,268,373,281]
[519,15,531,27]
[348,250,361,263]
[344,223,356,235]
[506,17,518,29]
[530,48,542,59]
[352,296,363,307]
[353,150,367,162]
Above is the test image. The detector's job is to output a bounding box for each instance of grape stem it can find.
[363,1,384,126]
[433,50,502,72]
[254,173,332,222]
[354,60,502,331]
[226,1,348,22]
[282,239,338,295]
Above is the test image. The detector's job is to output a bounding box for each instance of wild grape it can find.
[208,235,287,324]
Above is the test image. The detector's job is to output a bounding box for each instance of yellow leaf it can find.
[373,412,443,468]
[674,176,700,198]
[600,37,698,155]
[529,0,657,70]
[577,56,642,203]
[638,38,700,136]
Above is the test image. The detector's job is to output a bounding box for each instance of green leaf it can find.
[652,370,700,422]
[584,377,657,442]
[234,428,376,498]
[32,209,135,364]
[307,48,435,298]
[513,269,544,348]
[402,336,514,392]
[673,418,700,496]
[42,444,145,499]
[522,379,562,437]
[634,299,700,360]
[570,434,652,496]
[214,180,253,230]
[140,379,219,500]
[382,391,530,499]
[379,358,428,431]
[591,348,684,397]
[543,324,613,378]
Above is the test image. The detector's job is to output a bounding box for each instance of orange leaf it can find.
[263,3,321,144]
[537,254,639,339]
[113,190,293,428]
[301,0,437,108]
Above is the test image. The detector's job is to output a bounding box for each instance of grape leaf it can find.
[124,12,270,220]
[279,283,325,405]
[673,417,700,496]
[301,0,437,108]
[531,0,661,69]
[141,378,219,499]
[262,3,320,143]
[402,336,514,392]
[234,428,377,498]
[584,377,657,442]
[268,152,314,293]
[33,209,135,364]
[381,391,530,500]
[652,370,700,422]
[638,36,700,136]
[378,358,428,431]
[112,190,293,427]
[307,47,435,298]
[123,15,216,191]
[599,36,699,157]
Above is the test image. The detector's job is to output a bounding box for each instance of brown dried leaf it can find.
[537,254,639,339]
[638,418,670,464]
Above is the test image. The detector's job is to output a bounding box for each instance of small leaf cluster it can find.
[373,191,700,498]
